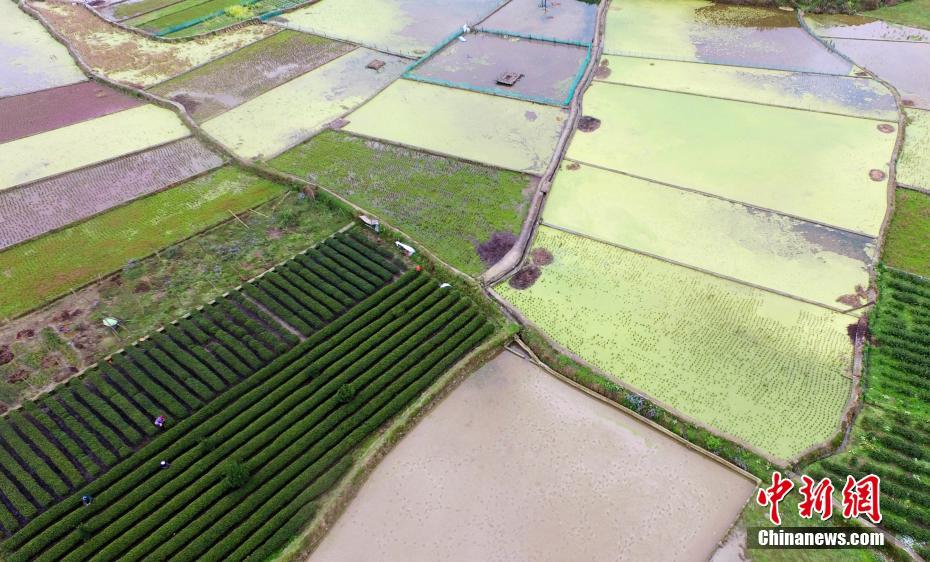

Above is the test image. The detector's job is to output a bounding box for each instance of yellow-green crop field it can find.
[203,48,407,160]
[898,108,930,190]
[545,162,874,309]
[344,80,567,174]
[596,55,897,121]
[0,105,190,191]
[497,227,854,461]
[1,1,85,97]
[566,82,894,236]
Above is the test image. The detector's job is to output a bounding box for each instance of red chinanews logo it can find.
[756,472,882,525]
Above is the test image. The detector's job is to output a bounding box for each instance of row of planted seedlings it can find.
[3,266,495,561]
[807,267,930,558]
[0,230,402,537]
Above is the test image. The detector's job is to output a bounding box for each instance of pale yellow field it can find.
[203,48,407,160]
[276,0,504,57]
[1,1,85,97]
[567,81,893,236]
[344,80,568,174]
[545,163,875,309]
[0,105,189,190]
[597,55,897,120]
[898,108,930,190]
[497,227,854,461]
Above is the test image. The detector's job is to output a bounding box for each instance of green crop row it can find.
[296,254,368,301]
[3,273,419,557]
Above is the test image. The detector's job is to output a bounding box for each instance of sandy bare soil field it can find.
[311,351,755,562]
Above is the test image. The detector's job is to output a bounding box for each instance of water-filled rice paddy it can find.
[0,138,223,250]
[898,108,930,190]
[0,82,142,143]
[0,1,85,98]
[0,167,283,319]
[30,1,276,87]
[312,352,755,562]
[805,16,930,110]
[497,227,855,461]
[603,0,851,75]
[407,31,587,105]
[344,80,567,174]
[566,81,894,236]
[149,31,354,122]
[545,162,875,309]
[806,14,930,42]
[481,0,597,44]
[596,55,897,120]
[270,131,532,276]
[0,104,190,191]
[203,48,406,160]
[275,0,505,57]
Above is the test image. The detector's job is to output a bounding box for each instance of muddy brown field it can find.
[311,352,754,562]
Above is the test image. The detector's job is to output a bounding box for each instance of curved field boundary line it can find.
[486,286,793,468]
[263,21,417,61]
[818,35,930,45]
[539,220,863,319]
[593,76,898,123]
[479,0,611,284]
[279,327,513,561]
[511,337,760,485]
[567,157,882,241]
[898,181,930,194]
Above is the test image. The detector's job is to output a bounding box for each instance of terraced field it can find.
[344,80,567,175]
[270,131,533,275]
[0,105,190,191]
[203,48,407,160]
[0,137,223,251]
[497,227,854,461]
[0,167,283,319]
[149,32,355,122]
[0,1,85,98]
[807,268,930,559]
[0,251,494,560]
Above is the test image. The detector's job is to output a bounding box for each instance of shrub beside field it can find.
[807,267,930,559]
[1,265,494,560]
[271,131,532,276]
[0,233,398,535]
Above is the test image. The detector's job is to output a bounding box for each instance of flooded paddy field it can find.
[29,1,276,87]
[312,351,755,562]
[0,82,142,144]
[815,34,930,109]
[344,79,567,174]
[481,0,597,44]
[149,31,355,122]
[271,130,532,276]
[408,31,588,105]
[0,1,85,98]
[0,167,284,319]
[0,104,189,191]
[497,227,854,462]
[806,14,930,42]
[275,0,505,57]
[0,138,223,250]
[546,162,874,309]
[596,55,897,120]
[604,0,851,75]
[898,108,930,190]
[566,81,894,236]
[202,48,407,160]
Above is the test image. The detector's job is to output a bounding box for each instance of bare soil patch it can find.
[578,115,601,132]
[508,264,542,289]
[476,231,517,266]
[530,247,553,266]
